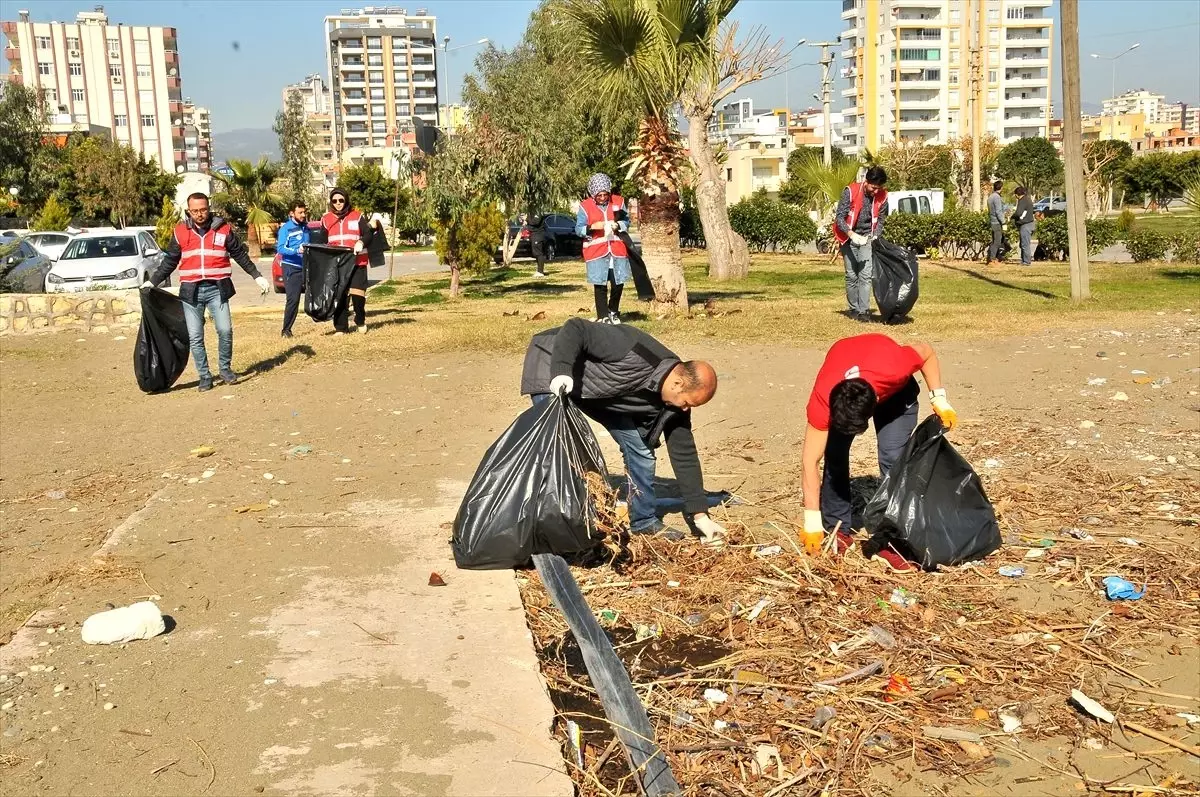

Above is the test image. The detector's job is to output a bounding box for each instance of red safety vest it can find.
[832,182,888,246]
[580,195,629,262]
[322,209,368,267]
[174,220,233,283]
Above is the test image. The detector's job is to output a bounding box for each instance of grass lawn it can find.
[227,253,1200,372]
[1126,211,1200,237]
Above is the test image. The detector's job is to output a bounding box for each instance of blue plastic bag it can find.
[1102,576,1145,601]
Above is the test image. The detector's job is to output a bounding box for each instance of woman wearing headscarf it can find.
[321,188,375,334]
[575,173,631,324]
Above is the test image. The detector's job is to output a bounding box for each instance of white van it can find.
[888,189,944,216]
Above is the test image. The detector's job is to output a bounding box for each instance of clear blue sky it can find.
[6,0,1199,132]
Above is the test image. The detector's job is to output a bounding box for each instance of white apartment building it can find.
[324,6,440,158]
[3,7,189,173]
[839,0,1053,155]
[1102,89,1164,123]
[282,73,330,116]
[180,100,211,173]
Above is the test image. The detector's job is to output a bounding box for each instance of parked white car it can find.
[24,231,75,262]
[45,229,163,293]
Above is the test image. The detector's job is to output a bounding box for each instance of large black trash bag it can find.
[303,244,356,321]
[453,396,609,570]
[872,237,919,323]
[134,287,190,393]
[863,415,1001,570]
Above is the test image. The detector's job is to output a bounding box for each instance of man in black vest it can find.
[521,318,723,542]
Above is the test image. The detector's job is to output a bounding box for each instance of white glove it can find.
[141,280,153,289]
[692,513,725,545]
[549,375,573,396]
[255,276,270,295]
[850,232,869,247]
[602,220,614,237]
[353,240,364,255]
[930,388,958,430]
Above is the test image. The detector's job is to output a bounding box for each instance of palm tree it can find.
[212,157,284,258]
[565,0,720,312]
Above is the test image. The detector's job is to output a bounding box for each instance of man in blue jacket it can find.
[276,199,309,338]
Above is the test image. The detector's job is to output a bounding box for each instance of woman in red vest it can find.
[321,188,373,334]
[831,166,889,322]
[575,173,631,324]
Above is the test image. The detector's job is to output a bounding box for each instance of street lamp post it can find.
[1090,43,1141,108]
[440,36,489,132]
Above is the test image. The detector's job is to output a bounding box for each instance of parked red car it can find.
[271,253,285,293]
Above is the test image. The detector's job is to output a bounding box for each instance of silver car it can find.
[0,239,53,293]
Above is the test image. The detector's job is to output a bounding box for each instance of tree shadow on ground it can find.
[491,282,579,297]
[936,262,1058,299]
[1161,268,1200,280]
[246,344,316,376]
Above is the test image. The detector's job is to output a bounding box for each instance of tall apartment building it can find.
[282,73,336,189]
[839,0,1053,155]
[282,73,330,116]
[1102,89,1164,123]
[180,100,211,173]
[3,7,189,173]
[323,6,439,158]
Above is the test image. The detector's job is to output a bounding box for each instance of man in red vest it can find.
[146,192,268,392]
[831,166,889,322]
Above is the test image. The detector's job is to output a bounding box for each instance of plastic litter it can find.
[753,744,783,778]
[81,601,166,645]
[1117,537,1141,547]
[883,675,912,701]
[1071,689,1115,723]
[1102,575,1145,601]
[598,609,620,625]
[703,688,729,704]
[1024,548,1046,560]
[752,544,782,557]
[746,598,770,622]
[288,445,313,456]
[809,706,837,730]
[998,565,1026,578]
[565,720,584,770]
[634,624,659,642]
[999,711,1022,733]
[871,237,919,322]
[428,572,447,587]
[889,588,918,608]
[1064,528,1093,541]
[45,490,66,500]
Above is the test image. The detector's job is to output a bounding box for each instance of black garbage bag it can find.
[862,415,1002,570]
[872,237,919,323]
[617,230,655,302]
[134,287,190,393]
[303,244,357,322]
[453,396,609,570]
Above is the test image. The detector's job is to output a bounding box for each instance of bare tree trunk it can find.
[502,226,519,265]
[448,263,461,298]
[686,117,750,281]
[248,223,262,259]
[639,191,688,312]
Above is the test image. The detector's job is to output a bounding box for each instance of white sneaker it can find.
[332,331,345,337]
[358,323,368,334]
[609,312,622,325]
[531,271,547,279]
[595,316,612,324]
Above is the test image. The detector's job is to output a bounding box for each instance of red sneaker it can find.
[872,544,919,573]
[835,532,855,556]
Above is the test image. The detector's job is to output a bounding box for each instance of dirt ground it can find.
[0,307,1197,795]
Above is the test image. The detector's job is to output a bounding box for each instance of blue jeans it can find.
[1019,222,1036,265]
[182,282,232,380]
[531,395,658,532]
[840,241,873,315]
[820,378,919,532]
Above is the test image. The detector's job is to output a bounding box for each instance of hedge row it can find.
[882,211,1118,261]
[1125,229,1200,263]
[728,192,817,253]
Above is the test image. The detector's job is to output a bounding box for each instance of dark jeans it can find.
[531,235,548,274]
[989,224,1005,261]
[333,267,368,331]
[282,268,303,333]
[820,378,919,533]
[532,394,657,532]
[181,281,232,380]
[594,271,624,318]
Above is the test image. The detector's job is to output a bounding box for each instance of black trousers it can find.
[530,235,548,274]
[333,267,368,331]
[820,378,919,532]
[282,268,303,333]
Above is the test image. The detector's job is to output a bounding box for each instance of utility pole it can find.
[808,40,840,167]
[969,0,982,212]
[1061,0,1090,301]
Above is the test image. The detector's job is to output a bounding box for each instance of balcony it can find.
[411,58,434,68]
[1004,93,1046,106]
[342,95,367,104]
[338,38,365,50]
[899,31,942,42]
[899,92,941,108]
[2,21,17,35]
[895,10,942,22]
[341,75,365,84]
[164,51,178,65]
[4,46,18,61]
[898,116,941,129]
[340,61,366,71]
[1005,53,1049,68]
[412,78,436,89]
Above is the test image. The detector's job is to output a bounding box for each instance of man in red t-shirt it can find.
[800,334,958,571]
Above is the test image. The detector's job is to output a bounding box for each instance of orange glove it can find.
[930,388,958,430]
[801,509,824,556]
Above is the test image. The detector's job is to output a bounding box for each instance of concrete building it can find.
[3,7,189,173]
[282,73,331,116]
[839,0,1053,154]
[1162,101,1200,134]
[180,100,211,173]
[1102,89,1164,123]
[1080,112,1145,144]
[282,74,337,189]
[707,99,794,204]
[787,107,847,149]
[438,102,468,132]
[324,6,439,159]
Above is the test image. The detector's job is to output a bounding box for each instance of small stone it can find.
[103,702,115,711]
[201,469,215,479]
[44,666,53,672]
[1111,392,1129,402]
[1,701,13,710]
[341,458,351,464]
[46,627,56,635]
[50,726,60,733]
[263,473,274,480]
[263,678,277,685]
[53,684,66,693]
[1078,420,1095,429]
[29,665,44,672]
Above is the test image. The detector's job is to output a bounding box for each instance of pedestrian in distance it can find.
[576,173,630,324]
[528,211,549,278]
[321,188,374,335]
[144,192,269,392]
[799,333,959,573]
[832,165,889,322]
[987,180,1006,265]
[276,199,310,338]
[1012,186,1036,266]
[522,317,726,544]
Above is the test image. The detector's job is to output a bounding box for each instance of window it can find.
[987,8,999,22]
[370,88,384,99]
[371,104,385,116]
[372,121,387,133]
[949,50,959,64]
[141,114,155,127]
[949,29,959,45]
[37,36,51,49]
[366,36,382,50]
[369,71,384,84]
[949,89,960,105]
[44,88,57,102]
[107,37,120,54]
[949,8,960,22]
[726,168,733,182]
[988,69,998,84]
[135,39,150,55]
[66,36,79,49]
[988,89,998,105]
[368,54,383,66]
[899,48,940,61]
[393,54,408,65]
[73,113,88,124]
[70,63,82,76]
[392,36,408,47]
[72,88,85,102]
[115,114,128,127]
[38,62,52,76]
[137,64,150,78]
[139,90,154,106]
[109,65,122,78]
[949,69,959,85]
[988,28,999,45]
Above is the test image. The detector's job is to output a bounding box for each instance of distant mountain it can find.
[211,128,280,164]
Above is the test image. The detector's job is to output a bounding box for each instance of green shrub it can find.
[1125,228,1169,262]
[728,191,817,253]
[32,193,71,232]
[1032,215,1117,260]
[882,210,994,260]
[1115,208,1136,236]
[1170,231,1200,263]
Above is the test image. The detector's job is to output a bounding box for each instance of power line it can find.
[1086,20,1198,39]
